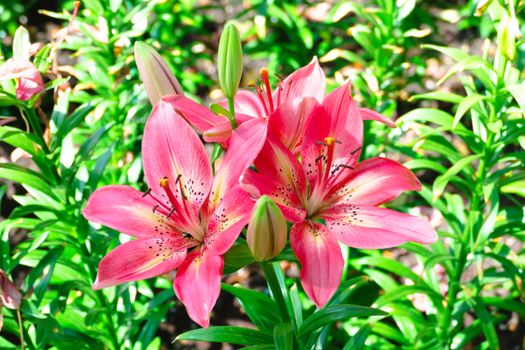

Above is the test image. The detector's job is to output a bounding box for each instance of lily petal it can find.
[93,236,195,289]
[162,94,225,133]
[322,204,438,249]
[209,118,267,211]
[360,108,396,128]
[83,185,179,238]
[275,57,326,104]
[301,83,363,190]
[328,157,421,207]
[174,249,223,328]
[241,133,307,223]
[268,97,319,153]
[230,89,267,119]
[142,100,212,219]
[290,221,343,307]
[205,187,254,255]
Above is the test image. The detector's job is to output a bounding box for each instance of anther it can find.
[142,188,152,198]
[182,232,192,239]
[316,141,328,146]
[159,177,169,187]
[350,146,362,155]
[152,205,159,213]
[324,137,336,146]
[175,174,182,185]
[167,207,176,218]
[315,154,324,163]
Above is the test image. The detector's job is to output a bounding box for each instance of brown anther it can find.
[315,154,324,163]
[152,205,159,213]
[142,188,152,198]
[182,232,192,239]
[350,146,362,155]
[167,207,176,218]
[175,174,182,185]
[316,141,328,146]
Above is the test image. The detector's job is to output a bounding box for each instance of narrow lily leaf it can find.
[221,284,281,334]
[175,326,273,346]
[297,305,387,339]
[0,163,53,196]
[471,298,499,350]
[409,91,464,104]
[507,83,525,116]
[432,154,480,201]
[274,322,294,350]
[453,94,487,129]
[343,323,372,350]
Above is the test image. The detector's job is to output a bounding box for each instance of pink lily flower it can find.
[83,101,266,327]
[240,83,437,307]
[164,58,395,150]
[0,59,44,101]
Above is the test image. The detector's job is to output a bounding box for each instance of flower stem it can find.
[227,96,237,129]
[260,261,290,322]
[16,309,25,350]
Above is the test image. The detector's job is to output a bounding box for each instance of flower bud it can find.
[0,269,21,310]
[217,23,243,99]
[134,41,184,105]
[247,196,287,261]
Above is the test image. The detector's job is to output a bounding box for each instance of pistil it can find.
[259,67,274,113]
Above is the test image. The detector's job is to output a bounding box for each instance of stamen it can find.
[159,177,169,187]
[182,232,192,239]
[316,141,328,146]
[152,205,159,213]
[253,84,269,116]
[315,154,324,163]
[167,207,176,218]
[142,188,152,198]
[324,137,336,146]
[350,146,362,155]
[260,67,274,112]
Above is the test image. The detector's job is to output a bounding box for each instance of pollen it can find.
[259,67,269,79]
[324,137,336,146]
[159,177,169,187]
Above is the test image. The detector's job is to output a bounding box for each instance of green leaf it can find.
[470,298,499,350]
[409,91,464,104]
[432,154,480,201]
[223,243,254,274]
[501,180,525,197]
[0,163,54,196]
[453,94,487,129]
[222,284,281,334]
[297,305,386,339]
[343,323,372,350]
[351,256,420,284]
[507,83,525,116]
[274,322,294,350]
[0,126,46,157]
[175,326,273,346]
[374,285,444,311]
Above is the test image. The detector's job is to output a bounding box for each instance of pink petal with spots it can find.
[268,97,319,153]
[93,236,195,289]
[322,204,438,249]
[83,185,178,238]
[209,118,267,211]
[360,108,396,128]
[162,94,225,133]
[300,83,363,192]
[174,249,223,328]
[142,100,212,222]
[240,134,307,222]
[241,169,306,223]
[291,222,343,307]
[274,57,326,105]
[205,187,254,255]
[328,157,421,207]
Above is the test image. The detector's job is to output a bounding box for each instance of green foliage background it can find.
[0,0,524,349]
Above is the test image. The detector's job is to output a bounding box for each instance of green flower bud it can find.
[217,23,243,99]
[247,196,287,261]
[134,41,183,105]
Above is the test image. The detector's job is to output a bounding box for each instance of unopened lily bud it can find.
[217,23,243,99]
[247,196,287,261]
[0,270,22,309]
[134,41,184,105]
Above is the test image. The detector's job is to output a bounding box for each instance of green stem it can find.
[227,97,237,129]
[16,309,25,350]
[260,261,290,322]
